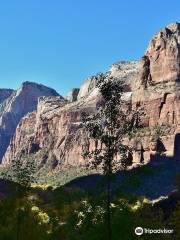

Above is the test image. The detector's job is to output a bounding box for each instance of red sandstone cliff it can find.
[2,22,180,168]
[131,22,180,162]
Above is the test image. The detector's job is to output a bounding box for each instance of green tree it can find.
[11,155,36,187]
[82,73,139,240]
[2,155,37,240]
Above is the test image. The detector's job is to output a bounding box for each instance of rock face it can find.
[2,22,180,168]
[77,61,139,100]
[109,61,139,91]
[2,60,139,167]
[139,22,180,88]
[0,89,14,104]
[65,88,80,102]
[132,22,180,163]
[0,82,60,162]
[77,76,99,100]
[3,91,99,166]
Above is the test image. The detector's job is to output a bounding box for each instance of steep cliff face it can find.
[0,89,14,104]
[2,22,180,168]
[139,22,180,87]
[131,22,180,162]
[2,62,138,167]
[0,82,60,162]
[133,22,180,127]
[3,93,100,167]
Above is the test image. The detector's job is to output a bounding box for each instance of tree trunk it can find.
[107,174,112,240]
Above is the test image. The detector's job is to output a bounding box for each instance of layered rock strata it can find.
[132,22,180,162]
[2,22,180,168]
[0,82,60,161]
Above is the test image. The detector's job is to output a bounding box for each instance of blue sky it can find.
[0,0,179,96]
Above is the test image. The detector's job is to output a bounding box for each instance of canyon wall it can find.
[2,61,138,167]
[0,89,14,104]
[2,22,180,168]
[0,82,60,161]
[131,22,180,162]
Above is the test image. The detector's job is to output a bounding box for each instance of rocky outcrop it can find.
[0,82,60,162]
[131,22,180,163]
[139,22,180,88]
[2,22,180,168]
[65,88,80,102]
[0,89,14,104]
[77,75,99,100]
[77,61,139,100]
[109,61,139,91]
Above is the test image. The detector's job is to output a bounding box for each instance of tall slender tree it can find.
[82,73,140,240]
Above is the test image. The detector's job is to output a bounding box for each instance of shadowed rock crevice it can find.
[174,133,180,160]
[156,138,166,153]
[159,93,170,117]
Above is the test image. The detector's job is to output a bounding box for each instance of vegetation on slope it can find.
[0,178,179,240]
